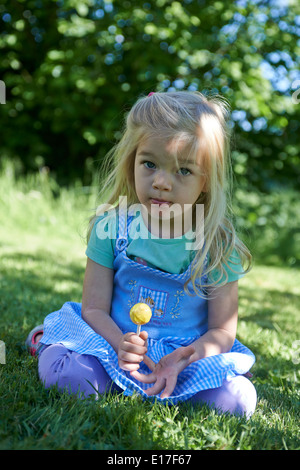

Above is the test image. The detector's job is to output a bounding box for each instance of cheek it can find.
[185,180,204,203]
[135,181,142,199]
[134,169,145,200]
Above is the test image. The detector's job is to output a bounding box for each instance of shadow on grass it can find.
[0,250,85,342]
[236,280,299,426]
[239,284,298,331]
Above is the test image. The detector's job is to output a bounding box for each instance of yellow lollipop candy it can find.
[130,303,152,335]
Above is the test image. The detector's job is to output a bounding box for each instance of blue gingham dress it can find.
[40,210,255,403]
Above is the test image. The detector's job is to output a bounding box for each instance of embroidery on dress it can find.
[128,280,137,308]
[137,286,168,318]
[170,289,184,319]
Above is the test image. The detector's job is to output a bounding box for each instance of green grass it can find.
[0,163,299,450]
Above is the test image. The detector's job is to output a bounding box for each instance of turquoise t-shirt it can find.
[85,209,245,284]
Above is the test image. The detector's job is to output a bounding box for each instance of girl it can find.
[28,91,257,418]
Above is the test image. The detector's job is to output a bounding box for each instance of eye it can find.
[143,160,156,170]
[177,167,191,176]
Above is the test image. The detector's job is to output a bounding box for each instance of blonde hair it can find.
[89,91,252,297]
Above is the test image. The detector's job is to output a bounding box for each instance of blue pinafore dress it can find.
[40,210,255,403]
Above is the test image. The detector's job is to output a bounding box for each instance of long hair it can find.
[88,91,252,297]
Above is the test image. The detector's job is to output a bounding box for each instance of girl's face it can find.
[134,135,206,237]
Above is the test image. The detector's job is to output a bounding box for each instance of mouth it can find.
[150,198,171,206]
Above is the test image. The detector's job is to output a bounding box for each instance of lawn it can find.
[0,164,299,450]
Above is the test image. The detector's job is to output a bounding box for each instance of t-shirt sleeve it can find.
[208,248,246,285]
[85,212,117,269]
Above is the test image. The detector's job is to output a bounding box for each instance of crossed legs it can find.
[38,344,256,417]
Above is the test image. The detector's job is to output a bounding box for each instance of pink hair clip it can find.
[148,92,155,97]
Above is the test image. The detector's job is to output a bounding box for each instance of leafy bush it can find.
[233,189,300,267]
[0,0,299,189]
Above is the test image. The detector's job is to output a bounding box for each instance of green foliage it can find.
[233,188,300,267]
[0,0,299,188]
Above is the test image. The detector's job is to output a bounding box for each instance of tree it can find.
[0,0,299,189]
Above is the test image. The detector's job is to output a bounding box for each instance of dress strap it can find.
[114,207,133,256]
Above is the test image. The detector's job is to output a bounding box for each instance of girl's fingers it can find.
[160,374,178,399]
[121,331,146,347]
[139,330,149,342]
[142,354,156,371]
[130,346,197,397]
[180,345,196,361]
[129,354,157,382]
[122,339,146,353]
[130,369,156,384]
[119,351,144,364]
[120,361,142,372]
[145,377,166,396]
[131,370,177,398]
[131,370,168,397]
[118,332,151,371]
[129,332,147,346]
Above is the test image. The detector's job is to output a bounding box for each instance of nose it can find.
[152,170,172,191]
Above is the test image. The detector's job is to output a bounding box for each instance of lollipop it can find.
[130,303,152,335]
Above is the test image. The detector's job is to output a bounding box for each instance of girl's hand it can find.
[118,331,148,371]
[130,345,196,399]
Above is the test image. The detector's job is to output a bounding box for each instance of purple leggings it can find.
[38,344,257,418]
